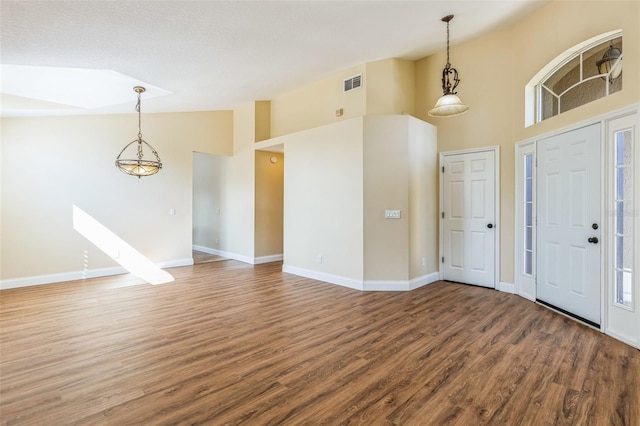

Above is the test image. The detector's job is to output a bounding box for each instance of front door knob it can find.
[487,223,494,229]
[588,237,599,244]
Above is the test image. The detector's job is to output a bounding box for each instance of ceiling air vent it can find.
[343,73,362,92]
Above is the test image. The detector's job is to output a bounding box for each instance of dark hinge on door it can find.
[442,166,445,173]
[442,212,445,219]
[442,257,445,263]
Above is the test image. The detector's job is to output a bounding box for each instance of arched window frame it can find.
[525,30,623,127]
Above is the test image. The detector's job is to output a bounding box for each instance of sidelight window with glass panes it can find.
[614,128,633,307]
[524,154,534,276]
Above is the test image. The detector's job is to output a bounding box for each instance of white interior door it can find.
[537,123,601,326]
[442,150,496,288]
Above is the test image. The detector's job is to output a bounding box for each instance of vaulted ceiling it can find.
[0,0,546,117]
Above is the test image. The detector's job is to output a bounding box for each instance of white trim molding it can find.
[364,272,440,292]
[282,264,364,290]
[192,245,282,265]
[0,257,194,291]
[499,281,516,294]
[282,265,440,292]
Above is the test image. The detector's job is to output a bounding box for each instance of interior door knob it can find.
[487,223,494,229]
[588,237,599,244]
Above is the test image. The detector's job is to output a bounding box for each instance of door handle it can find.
[588,237,599,244]
[487,223,494,229]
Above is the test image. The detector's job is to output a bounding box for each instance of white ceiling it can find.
[0,0,546,117]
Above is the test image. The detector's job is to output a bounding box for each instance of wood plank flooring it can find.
[1,260,638,425]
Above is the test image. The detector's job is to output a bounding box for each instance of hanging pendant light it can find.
[115,86,162,178]
[596,41,622,84]
[428,15,469,117]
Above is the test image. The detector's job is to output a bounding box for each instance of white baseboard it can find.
[0,257,193,291]
[410,272,441,290]
[282,264,364,290]
[499,281,516,294]
[254,254,284,264]
[605,328,639,349]
[192,245,282,265]
[364,272,440,292]
[282,265,440,292]
[518,290,536,301]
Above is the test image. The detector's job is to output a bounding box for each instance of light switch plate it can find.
[384,210,401,219]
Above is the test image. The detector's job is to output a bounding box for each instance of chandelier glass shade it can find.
[428,15,469,118]
[115,86,162,178]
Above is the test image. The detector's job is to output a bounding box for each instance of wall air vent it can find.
[343,73,362,92]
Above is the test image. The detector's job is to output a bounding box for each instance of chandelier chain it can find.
[136,91,143,140]
[446,19,450,67]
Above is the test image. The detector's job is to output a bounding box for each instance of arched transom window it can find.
[525,31,623,127]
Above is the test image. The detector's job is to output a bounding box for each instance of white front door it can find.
[537,123,601,326]
[442,150,497,288]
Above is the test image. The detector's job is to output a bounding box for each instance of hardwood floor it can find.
[1,260,638,425]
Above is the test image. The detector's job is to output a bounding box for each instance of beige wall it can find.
[218,102,256,259]
[270,64,367,138]
[415,0,640,284]
[363,115,437,282]
[363,116,410,281]
[366,58,416,116]
[255,101,271,143]
[274,115,436,287]
[407,117,439,278]
[282,118,365,281]
[1,111,233,282]
[271,59,417,139]
[254,150,284,258]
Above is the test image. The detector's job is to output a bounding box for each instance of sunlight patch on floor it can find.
[72,205,174,285]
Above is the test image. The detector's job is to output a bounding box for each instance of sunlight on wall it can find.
[72,205,174,285]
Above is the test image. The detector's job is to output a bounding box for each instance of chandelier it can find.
[428,15,469,117]
[115,86,162,178]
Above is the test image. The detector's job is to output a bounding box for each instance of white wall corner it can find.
[282,264,364,291]
[499,281,516,294]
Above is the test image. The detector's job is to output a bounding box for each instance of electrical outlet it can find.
[316,255,323,264]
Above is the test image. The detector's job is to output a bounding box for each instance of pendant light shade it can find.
[428,15,469,118]
[115,86,162,178]
[596,42,622,84]
[428,94,468,117]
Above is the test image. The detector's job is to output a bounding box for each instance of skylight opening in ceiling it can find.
[0,64,171,114]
